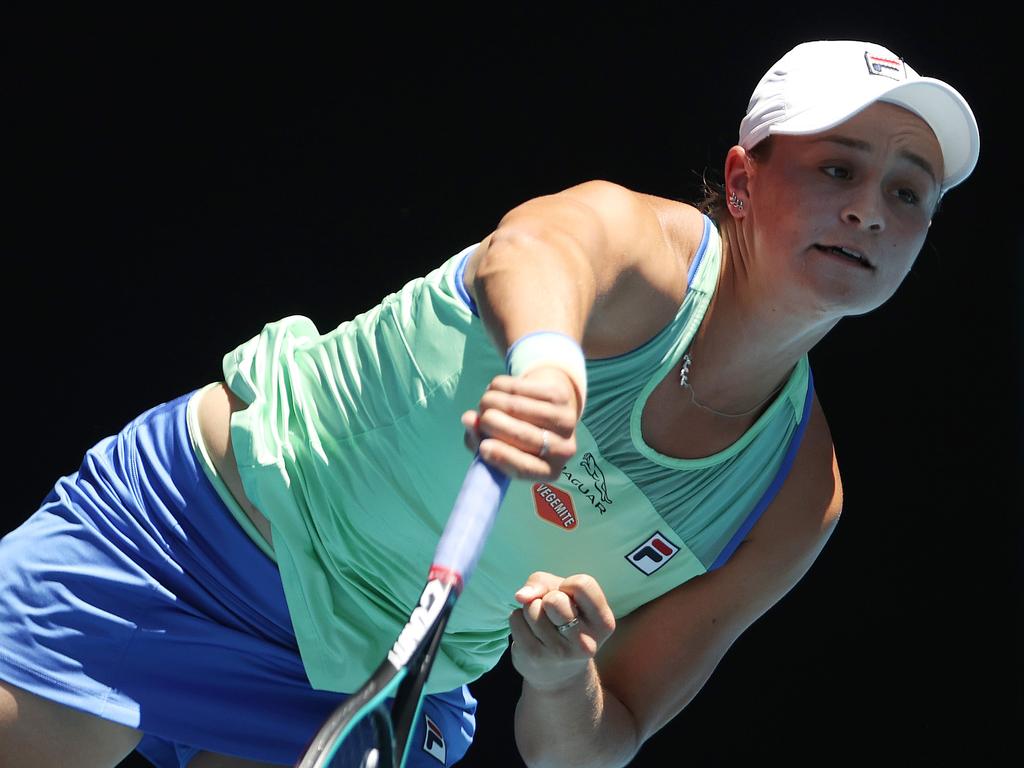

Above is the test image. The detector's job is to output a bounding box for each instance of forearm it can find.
[514,661,640,768]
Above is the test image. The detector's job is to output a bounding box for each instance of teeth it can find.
[819,245,865,264]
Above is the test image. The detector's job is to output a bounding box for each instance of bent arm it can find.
[512,395,844,766]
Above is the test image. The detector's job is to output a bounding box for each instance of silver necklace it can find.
[678,352,787,419]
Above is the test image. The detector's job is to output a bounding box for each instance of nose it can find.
[841,186,885,232]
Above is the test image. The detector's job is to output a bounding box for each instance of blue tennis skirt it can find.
[0,388,477,767]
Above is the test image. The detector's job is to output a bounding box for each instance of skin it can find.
[0,104,945,768]
[459,101,943,765]
[463,101,942,485]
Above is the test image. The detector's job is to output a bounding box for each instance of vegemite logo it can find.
[864,51,905,81]
[532,483,578,529]
[626,532,679,575]
[422,713,446,763]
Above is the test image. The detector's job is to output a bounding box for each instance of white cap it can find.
[739,40,980,192]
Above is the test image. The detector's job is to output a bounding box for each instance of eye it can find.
[892,185,925,207]
[896,187,921,205]
[822,165,851,179]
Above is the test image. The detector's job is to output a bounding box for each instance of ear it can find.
[724,145,753,219]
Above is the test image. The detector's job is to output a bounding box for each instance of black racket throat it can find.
[390,588,457,756]
[296,579,459,768]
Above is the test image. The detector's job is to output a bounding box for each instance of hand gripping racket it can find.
[296,455,510,768]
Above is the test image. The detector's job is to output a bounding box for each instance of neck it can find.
[686,218,839,412]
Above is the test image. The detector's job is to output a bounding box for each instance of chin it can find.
[801,277,891,319]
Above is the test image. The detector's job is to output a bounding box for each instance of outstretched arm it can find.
[460,179,698,481]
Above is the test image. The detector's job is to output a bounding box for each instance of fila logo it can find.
[422,713,446,763]
[626,532,679,575]
[864,51,906,81]
[532,483,578,529]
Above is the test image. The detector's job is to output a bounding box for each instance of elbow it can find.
[514,697,643,768]
[476,224,589,283]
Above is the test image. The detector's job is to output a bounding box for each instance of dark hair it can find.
[697,138,774,223]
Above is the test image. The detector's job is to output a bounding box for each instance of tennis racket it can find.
[295,454,510,768]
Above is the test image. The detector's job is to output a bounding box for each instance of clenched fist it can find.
[509,571,616,691]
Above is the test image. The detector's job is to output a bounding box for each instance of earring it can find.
[728,192,745,210]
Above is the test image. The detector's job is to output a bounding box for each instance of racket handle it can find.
[430,455,510,592]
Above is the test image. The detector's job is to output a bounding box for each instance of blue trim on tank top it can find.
[706,366,816,572]
[577,213,714,364]
[455,247,479,316]
[452,214,714,321]
[687,213,712,287]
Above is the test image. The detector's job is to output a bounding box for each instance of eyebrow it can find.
[812,135,940,189]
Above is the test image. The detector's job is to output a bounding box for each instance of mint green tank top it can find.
[220,214,813,695]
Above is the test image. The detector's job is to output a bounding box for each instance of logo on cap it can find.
[864,51,906,81]
[626,532,679,575]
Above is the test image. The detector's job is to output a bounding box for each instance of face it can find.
[735,101,944,317]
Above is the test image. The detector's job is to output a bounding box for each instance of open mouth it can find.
[814,244,873,270]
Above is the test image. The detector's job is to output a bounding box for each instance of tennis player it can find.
[0,40,979,767]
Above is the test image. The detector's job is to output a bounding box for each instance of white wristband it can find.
[505,332,587,416]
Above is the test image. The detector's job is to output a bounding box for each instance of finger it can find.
[461,410,481,452]
[509,610,558,680]
[476,408,573,460]
[477,389,577,438]
[558,574,616,639]
[514,571,565,605]
[486,374,577,408]
[521,597,564,649]
[539,591,578,632]
[477,437,566,482]
[508,609,544,654]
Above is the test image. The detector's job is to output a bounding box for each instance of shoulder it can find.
[470,181,710,354]
[495,179,706,261]
[568,181,709,284]
[569,180,707,252]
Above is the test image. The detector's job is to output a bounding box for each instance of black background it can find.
[3,5,1019,766]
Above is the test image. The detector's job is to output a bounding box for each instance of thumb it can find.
[513,571,565,605]
[461,410,481,452]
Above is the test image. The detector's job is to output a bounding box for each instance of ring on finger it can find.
[538,429,550,458]
[555,616,580,635]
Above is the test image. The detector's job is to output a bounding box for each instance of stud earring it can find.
[728,192,745,210]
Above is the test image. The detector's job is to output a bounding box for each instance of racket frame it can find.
[296,457,508,768]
